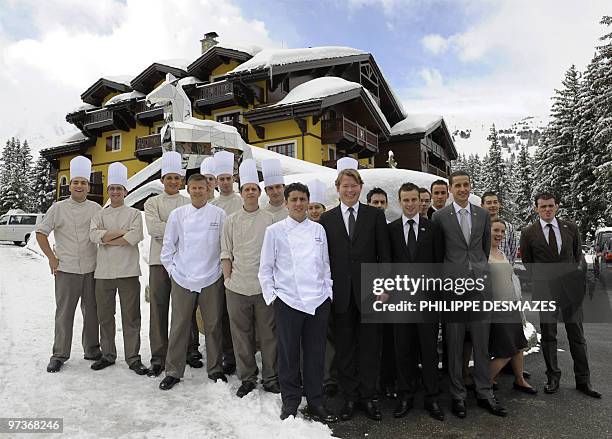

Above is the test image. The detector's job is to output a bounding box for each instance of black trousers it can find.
[394,322,440,403]
[540,305,590,384]
[379,324,396,391]
[334,294,382,402]
[275,298,330,411]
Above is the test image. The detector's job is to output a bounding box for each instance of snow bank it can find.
[230,46,366,73]
[391,114,443,136]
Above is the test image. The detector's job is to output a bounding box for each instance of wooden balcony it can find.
[321,116,378,158]
[192,80,252,111]
[134,100,164,126]
[79,108,133,134]
[135,133,162,162]
[229,121,249,143]
[427,164,448,177]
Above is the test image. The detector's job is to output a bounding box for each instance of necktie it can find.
[348,207,356,239]
[459,208,470,244]
[406,219,417,260]
[547,223,558,255]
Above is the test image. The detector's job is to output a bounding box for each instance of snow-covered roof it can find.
[230,46,367,73]
[58,131,89,145]
[101,75,133,86]
[390,114,443,136]
[208,42,261,57]
[272,77,361,106]
[105,90,145,106]
[269,77,391,131]
[155,59,191,71]
[177,76,205,87]
[69,103,97,114]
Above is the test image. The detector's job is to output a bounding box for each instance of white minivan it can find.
[0,212,45,245]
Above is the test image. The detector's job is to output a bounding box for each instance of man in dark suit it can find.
[432,170,507,418]
[319,163,391,421]
[388,183,445,421]
[427,180,448,219]
[520,192,601,398]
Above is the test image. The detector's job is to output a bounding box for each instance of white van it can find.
[0,212,45,246]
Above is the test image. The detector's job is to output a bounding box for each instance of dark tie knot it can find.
[407,219,415,226]
[348,207,354,214]
[547,224,553,229]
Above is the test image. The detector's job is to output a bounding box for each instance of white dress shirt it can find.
[259,216,333,315]
[161,203,226,292]
[402,213,420,242]
[340,202,359,236]
[539,217,562,252]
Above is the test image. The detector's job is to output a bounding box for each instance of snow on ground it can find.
[0,243,333,438]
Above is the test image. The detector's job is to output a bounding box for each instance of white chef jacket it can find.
[258,216,333,315]
[161,203,226,292]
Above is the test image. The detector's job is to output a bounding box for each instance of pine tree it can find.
[467,154,483,195]
[592,16,612,223]
[503,153,519,224]
[481,125,507,214]
[533,65,580,219]
[0,138,34,214]
[515,143,534,228]
[31,155,56,213]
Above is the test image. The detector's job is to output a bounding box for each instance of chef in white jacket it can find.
[258,182,337,423]
[159,173,227,391]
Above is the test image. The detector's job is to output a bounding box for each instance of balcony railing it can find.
[135,133,162,151]
[84,109,113,126]
[321,116,378,156]
[193,80,251,108]
[427,164,448,177]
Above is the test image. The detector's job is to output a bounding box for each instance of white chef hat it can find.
[200,157,216,177]
[307,179,326,206]
[238,159,259,186]
[70,156,92,182]
[262,158,284,187]
[107,162,128,188]
[336,157,358,173]
[214,150,235,177]
[161,151,185,177]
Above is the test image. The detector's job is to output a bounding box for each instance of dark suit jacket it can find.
[427,206,436,220]
[388,215,444,322]
[520,218,584,306]
[320,202,391,314]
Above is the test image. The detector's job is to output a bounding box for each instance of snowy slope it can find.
[0,243,333,438]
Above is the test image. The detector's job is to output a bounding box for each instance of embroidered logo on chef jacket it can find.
[208,221,220,229]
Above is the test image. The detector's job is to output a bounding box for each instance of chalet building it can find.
[41,32,457,204]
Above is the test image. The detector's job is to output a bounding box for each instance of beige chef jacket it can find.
[221,208,274,296]
[144,191,190,266]
[264,202,288,223]
[211,192,243,216]
[90,204,143,279]
[36,197,101,274]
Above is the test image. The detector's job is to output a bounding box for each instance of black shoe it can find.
[46,359,62,373]
[91,358,115,371]
[189,350,202,360]
[492,382,499,391]
[465,382,476,392]
[129,360,149,376]
[159,376,180,391]
[451,399,466,418]
[513,382,538,395]
[303,405,338,423]
[544,377,560,394]
[222,363,237,375]
[147,364,164,377]
[359,400,382,421]
[84,352,102,361]
[280,405,297,420]
[323,383,338,398]
[425,401,445,421]
[384,385,396,399]
[477,398,508,417]
[236,381,256,398]
[393,397,413,418]
[263,382,281,394]
[208,372,228,383]
[186,357,203,368]
[576,383,602,398]
[340,401,355,421]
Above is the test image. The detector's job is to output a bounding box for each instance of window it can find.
[105,133,121,152]
[60,176,67,186]
[0,216,8,225]
[267,141,296,158]
[13,215,37,225]
[216,112,240,125]
[327,145,336,161]
[9,216,21,225]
